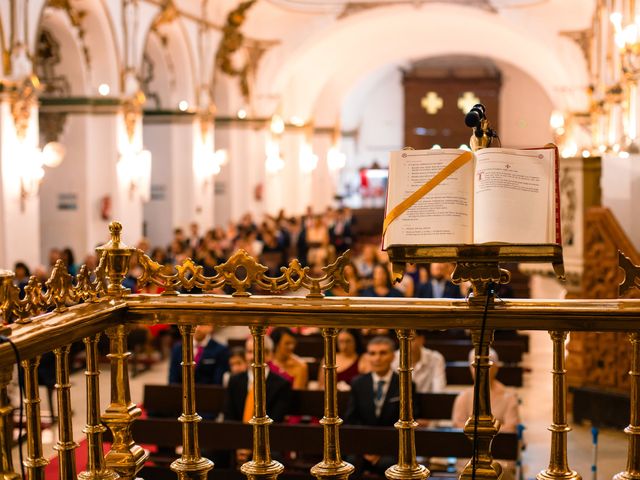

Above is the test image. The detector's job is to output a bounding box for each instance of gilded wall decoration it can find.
[46,0,91,70]
[215,0,258,100]
[35,29,71,97]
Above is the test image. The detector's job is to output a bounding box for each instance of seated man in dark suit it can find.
[346,335,415,476]
[168,324,229,385]
[416,263,462,299]
[224,335,292,423]
[225,335,292,466]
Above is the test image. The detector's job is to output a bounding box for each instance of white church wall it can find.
[495,60,554,148]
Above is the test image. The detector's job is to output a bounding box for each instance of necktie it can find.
[194,345,204,365]
[432,279,444,298]
[375,380,385,402]
[243,385,254,423]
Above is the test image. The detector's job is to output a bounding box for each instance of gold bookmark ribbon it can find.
[382,150,474,239]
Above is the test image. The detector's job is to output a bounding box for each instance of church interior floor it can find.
[12,330,627,478]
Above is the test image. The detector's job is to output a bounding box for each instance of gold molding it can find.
[10,75,40,140]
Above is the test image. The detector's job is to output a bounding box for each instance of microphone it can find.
[464,104,486,128]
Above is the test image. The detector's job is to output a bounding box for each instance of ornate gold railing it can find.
[1,222,640,480]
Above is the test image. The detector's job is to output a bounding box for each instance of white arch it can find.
[36,9,89,96]
[142,19,197,109]
[257,3,589,120]
[35,0,120,95]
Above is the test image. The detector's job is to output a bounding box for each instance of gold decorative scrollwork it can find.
[136,249,350,298]
[0,255,107,324]
[10,75,41,140]
[619,250,640,296]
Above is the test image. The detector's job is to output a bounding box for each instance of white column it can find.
[0,98,41,269]
[193,120,215,233]
[38,108,123,263]
[312,134,335,211]
[143,115,196,247]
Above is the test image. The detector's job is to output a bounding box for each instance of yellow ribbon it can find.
[382,150,474,239]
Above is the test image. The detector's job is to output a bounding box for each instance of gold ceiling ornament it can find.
[46,0,91,70]
[215,0,258,101]
[122,90,146,143]
[198,108,214,143]
[136,247,350,298]
[10,75,41,140]
[0,255,107,324]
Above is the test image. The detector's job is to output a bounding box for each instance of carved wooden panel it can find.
[567,207,640,391]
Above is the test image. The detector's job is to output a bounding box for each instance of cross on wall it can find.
[421,91,443,115]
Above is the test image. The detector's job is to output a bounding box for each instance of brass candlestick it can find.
[22,357,48,480]
[102,325,148,479]
[386,329,429,480]
[170,325,214,480]
[537,331,580,480]
[311,328,354,480]
[78,334,118,480]
[54,345,79,480]
[0,367,19,480]
[614,332,640,480]
[460,330,502,480]
[241,326,284,480]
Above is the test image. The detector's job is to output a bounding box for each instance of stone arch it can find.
[258,3,589,121]
[34,0,120,96]
[140,19,197,110]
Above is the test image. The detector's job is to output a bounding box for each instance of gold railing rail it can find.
[1,222,640,480]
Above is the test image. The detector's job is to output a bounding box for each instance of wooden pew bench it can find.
[143,384,459,421]
[132,420,519,479]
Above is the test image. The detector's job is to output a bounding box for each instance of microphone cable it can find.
[470,282,495,480]
[0,336,25,479]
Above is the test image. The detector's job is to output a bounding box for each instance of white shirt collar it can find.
[371,368,393,385]
[193,334,211,349]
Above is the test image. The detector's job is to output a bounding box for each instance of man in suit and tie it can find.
[224,335,292,423]
[224,335,292,466]
[346,336,414,476]
[168,324,230,385]
[416,263,462,299]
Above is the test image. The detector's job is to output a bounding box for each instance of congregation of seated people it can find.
[8,207,522,477]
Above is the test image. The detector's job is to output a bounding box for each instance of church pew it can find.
[228,335,527,362]
[129,418,520,459]
[143,384,459,420]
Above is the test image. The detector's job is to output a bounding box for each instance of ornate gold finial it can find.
[97,222,135,298]
[109,221,122,248]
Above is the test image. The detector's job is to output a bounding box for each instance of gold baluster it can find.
[537,331,580,480]
[0,367,19,480]
[615,332,640,480]
[21,357,48,480]
[460,329,501,480]
[170,325,214,480]
[311,328,354,480]
[386,329,429,480]
[53,345,78,480]
[240,326,284,480]
[78,334,119,480]
[102,325,148,479]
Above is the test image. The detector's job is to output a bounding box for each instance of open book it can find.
[382,146,560,249]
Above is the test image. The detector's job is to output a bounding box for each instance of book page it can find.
[473,148,555,244]
[384,149,474,248]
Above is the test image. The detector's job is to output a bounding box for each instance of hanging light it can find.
[270,114,285,135]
